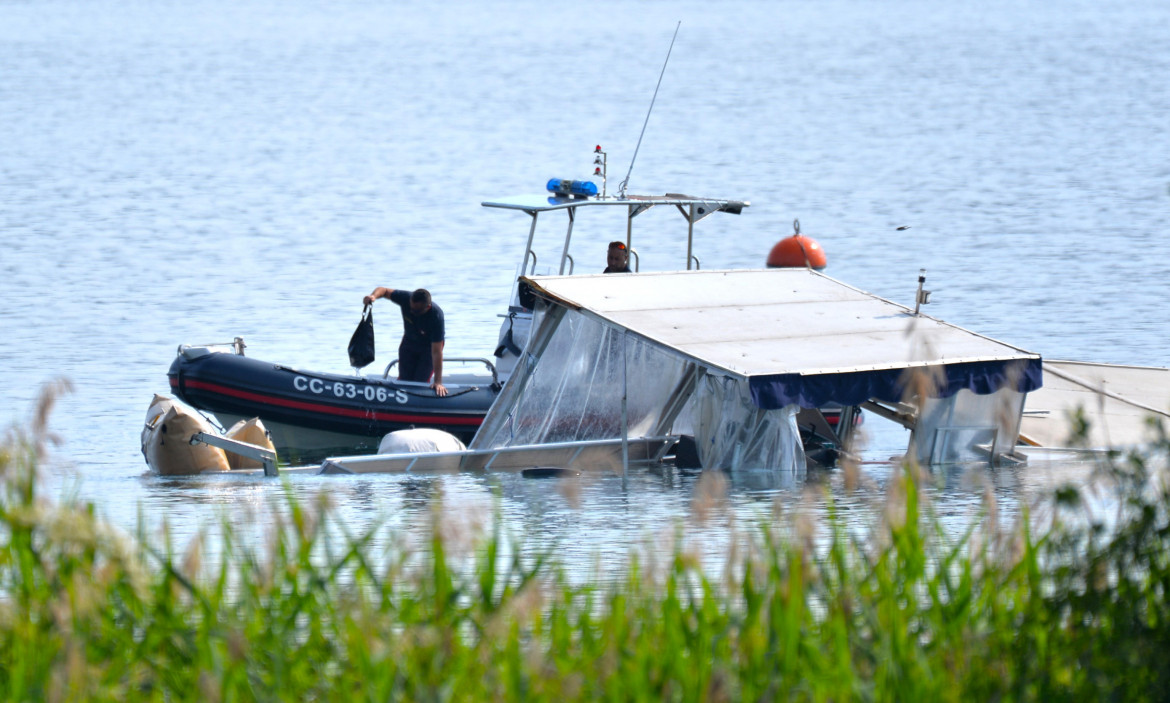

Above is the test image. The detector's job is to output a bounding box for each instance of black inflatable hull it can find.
[168,352,499,462]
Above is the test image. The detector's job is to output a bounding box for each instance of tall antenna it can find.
[617,21,681,199]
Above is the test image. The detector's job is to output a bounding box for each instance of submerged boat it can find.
[321,268,1043,478]
[310,164,1040,477]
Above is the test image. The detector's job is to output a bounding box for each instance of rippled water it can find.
[3,0,1168,562]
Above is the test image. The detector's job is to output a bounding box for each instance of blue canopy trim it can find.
[748,358,1044,410]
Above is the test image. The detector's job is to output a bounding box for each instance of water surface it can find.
[2,0,1167,566]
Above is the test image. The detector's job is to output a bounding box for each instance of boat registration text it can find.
[293,376,409,404]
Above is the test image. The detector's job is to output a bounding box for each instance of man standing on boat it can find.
[362,287,448,397]
[604,241,632,273]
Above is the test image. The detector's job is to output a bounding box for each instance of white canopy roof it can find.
[523,268,1042,409]
[524,268,1038,377]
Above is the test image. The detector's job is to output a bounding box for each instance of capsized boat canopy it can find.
[468,268,1042,470]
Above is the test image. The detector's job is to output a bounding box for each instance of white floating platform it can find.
[1021,360,1170,449]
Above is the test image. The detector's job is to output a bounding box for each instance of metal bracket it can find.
[190,432,278,476]
[628,202,655,219]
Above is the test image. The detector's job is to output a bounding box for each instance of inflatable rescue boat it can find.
[167,342,501,462]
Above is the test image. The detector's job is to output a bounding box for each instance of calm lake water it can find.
[2,0,1168,565]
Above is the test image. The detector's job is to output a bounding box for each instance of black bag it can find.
[347,305,376,369]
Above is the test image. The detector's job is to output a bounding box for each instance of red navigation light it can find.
[594,145,602,152]
[594,167,602,175]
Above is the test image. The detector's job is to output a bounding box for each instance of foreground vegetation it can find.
[4,388,1170,701]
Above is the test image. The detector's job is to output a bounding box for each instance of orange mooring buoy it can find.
[766,219,827,270]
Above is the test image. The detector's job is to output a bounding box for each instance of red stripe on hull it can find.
[172,378,483,426]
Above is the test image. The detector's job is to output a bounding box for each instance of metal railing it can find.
[383,357,498,385]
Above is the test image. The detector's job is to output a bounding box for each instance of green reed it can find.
[4,387,1170,701]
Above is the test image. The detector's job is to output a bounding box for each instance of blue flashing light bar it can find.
[546,178,599,199]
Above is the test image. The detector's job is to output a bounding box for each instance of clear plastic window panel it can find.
[912,387,1025,465]
[679,375,804,473]
[474,305,806,474]
[475,309,690,448]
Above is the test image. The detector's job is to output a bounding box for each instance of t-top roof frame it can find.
[482,193,750,276]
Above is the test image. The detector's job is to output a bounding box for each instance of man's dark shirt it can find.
[388,290,445,350]
[603,265,632,273]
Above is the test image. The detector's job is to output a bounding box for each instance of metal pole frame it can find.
[621,329,630,489]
